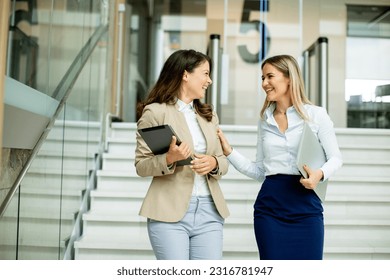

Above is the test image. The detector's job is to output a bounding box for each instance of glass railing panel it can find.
[11,45,106,260]
[0,0,108,259]
[13,88,104,260]
[0,188,19,260]
[58,0,106,254]
[15,108,66,260]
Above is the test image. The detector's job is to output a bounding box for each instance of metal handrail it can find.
[0,24,108,218]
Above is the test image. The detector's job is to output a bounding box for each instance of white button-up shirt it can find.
[227,103,343,183]
[177,99,210,196]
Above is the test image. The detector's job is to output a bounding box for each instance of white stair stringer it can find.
[74,123,390,260]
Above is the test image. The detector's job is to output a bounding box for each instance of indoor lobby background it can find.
[0,0,389,260]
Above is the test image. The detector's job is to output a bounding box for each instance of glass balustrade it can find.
[0,0,108,260]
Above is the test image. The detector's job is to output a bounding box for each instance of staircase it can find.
[73,122,390,260]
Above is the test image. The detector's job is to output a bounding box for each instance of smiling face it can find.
[180,60,212,103]
[261,63,291,103]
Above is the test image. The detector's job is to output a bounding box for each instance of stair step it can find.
[78,208,390,255]
[30,152,95,172]
[91,188,390,212]
[106,139,390,162]
[47,120,101,142]
[110,123,390,146]
[95,169,390,199]
[22,169,90,190]
[0,213,74,245]
[108,124,390,154]
[40,138,100,154]
[102,152,390,178]
[82,211,390,227]
[74,234,390,260]
[0,240,68,260]
[334,128,390,146]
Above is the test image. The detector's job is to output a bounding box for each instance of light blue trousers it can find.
[147,195,224,260]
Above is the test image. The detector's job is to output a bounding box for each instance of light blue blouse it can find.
[227,103,343,183]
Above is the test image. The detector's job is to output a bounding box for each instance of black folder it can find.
[138,124,192,166]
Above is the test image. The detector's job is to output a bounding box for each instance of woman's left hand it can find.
[299,165,324,190]
[190,154,218,175]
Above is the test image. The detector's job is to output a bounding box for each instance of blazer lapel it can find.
[165,103,214,155]
[168,104,194,150]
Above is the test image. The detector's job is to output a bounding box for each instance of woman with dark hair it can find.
[135,49,229,260]
[217,54,343,260]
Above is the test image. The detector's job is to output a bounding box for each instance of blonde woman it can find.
[217,54,342,260]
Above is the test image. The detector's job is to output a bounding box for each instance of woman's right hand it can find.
[166,136,192,165]
[217,128,233,156]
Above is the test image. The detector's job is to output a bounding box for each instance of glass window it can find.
[346,5,390,128]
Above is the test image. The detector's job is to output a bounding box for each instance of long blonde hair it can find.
[260,55,311,120]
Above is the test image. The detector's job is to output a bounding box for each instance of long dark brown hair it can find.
[137,49,214,121]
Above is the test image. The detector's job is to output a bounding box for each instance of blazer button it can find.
[162,171,165,175]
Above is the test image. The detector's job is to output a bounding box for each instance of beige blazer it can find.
[135,102,230,222]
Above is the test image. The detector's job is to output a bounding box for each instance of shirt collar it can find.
[176,98,194,112]
[265,103,276,120]
[265,103,299,126]
[265,103,297,118]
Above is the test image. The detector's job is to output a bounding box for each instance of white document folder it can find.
[296,122,327,202]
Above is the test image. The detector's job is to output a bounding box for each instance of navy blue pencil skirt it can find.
[254,174,324,260]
